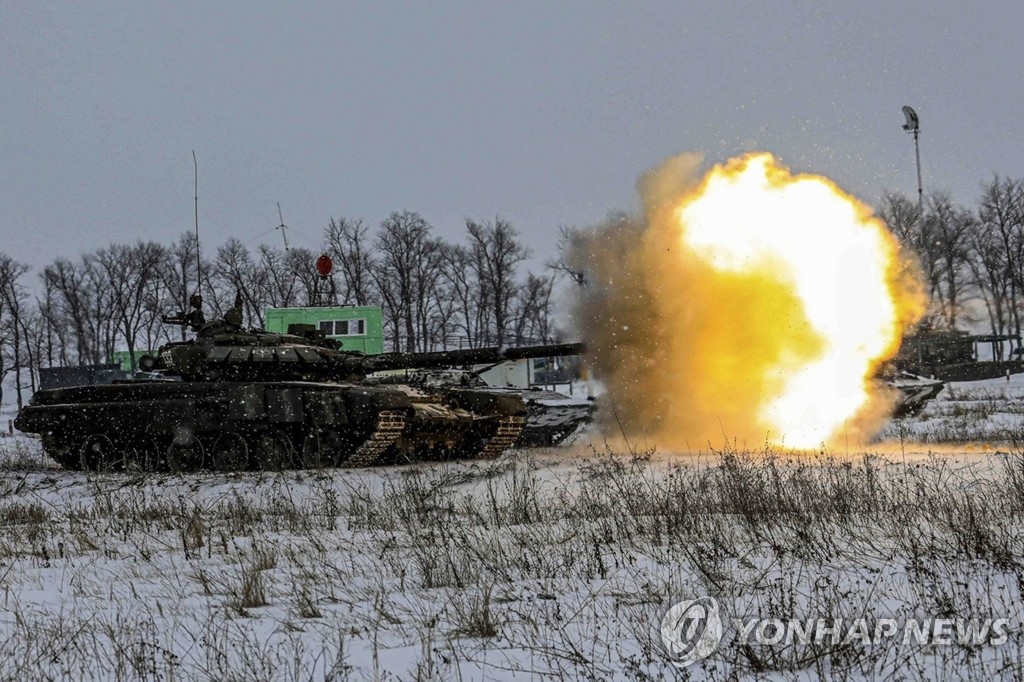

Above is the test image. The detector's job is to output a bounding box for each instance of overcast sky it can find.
[3,1,1022,272]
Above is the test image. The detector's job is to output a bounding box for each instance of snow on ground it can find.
[878,371,1024,446]
[0,378,1022,679]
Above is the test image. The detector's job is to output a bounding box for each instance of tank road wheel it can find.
[253,430,294,471]
[210,433,250,472]
[301,427,347,469]
[124,438,161,473]
[79,434,120,472]
[345,410,406,468]
[42,434,81,471]
[472,416,528,460]
[166,440,204,473]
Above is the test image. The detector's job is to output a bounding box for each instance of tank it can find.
[14,295,587,472]
[895,329,1024,382]
[881,368,945,417]
[368,368,595,448]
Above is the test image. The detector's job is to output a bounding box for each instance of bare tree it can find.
[880,191,946,316]
[978,176,1024,340]
[37,274,63,368]
[159,232,210,341]
[881,191,977,329]
[466,218,528,347]
[20,308,44,394]
[257,245,306,309]
[412,237,449,351]
[966,221,1012,346]
[283,248,319,306]
[83,255,119,364]
[546,225,588,286]
[325,217,376,305]
[372,211,436,352]
[428,277,459,350]
[441,244,487,348]
[213,239,266,327]
[512,272,555,345]
[879,192,923,251]
[43,258,94,364]
[0,255,31,408]
[95,242,167,371]
[927,193,975,329]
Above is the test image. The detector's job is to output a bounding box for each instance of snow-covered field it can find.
[0,377,1022,680]
[879,372,1024,447]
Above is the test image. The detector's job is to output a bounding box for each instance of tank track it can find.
[344,409,407,467]
[473,415,526,459]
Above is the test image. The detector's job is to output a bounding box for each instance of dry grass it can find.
[0,429,1019,678]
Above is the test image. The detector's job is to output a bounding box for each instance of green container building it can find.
[264,306,384,354]
[110,350,150,371]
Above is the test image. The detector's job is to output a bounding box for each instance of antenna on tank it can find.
[193,150,202,298]
[161,151,207,332]
[276,202,290,251]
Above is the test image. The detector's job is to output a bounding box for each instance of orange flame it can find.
[574,152,924,450]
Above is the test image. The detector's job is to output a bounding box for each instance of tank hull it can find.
[887,373,945,417]
[477,387,594,447]
[15,379,527,472]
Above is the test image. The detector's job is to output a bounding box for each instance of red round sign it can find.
[315,253,333,277]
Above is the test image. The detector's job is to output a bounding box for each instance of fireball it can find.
[676,153,918,447]
[574,152,924,451]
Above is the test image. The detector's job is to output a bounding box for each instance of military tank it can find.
[367,368,595,447]
[881,367,945,417]
[15,295,587,472]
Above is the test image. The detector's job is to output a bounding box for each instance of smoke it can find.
[571,152,925,452]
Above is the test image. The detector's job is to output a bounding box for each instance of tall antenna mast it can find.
[193,150,202,297]
[276,202,290,251]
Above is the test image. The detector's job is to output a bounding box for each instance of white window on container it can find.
[323,319,368,337]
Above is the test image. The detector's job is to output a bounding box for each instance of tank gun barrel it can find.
[343,342,586,373]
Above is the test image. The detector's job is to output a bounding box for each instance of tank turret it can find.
[147,322,585,383]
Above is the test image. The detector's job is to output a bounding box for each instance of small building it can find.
[476,359,531,388]
[264,306,384,354]
[477,355,579,389]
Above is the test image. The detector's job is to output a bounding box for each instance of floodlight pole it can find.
[901,106,924,221]
[911,126,923,219]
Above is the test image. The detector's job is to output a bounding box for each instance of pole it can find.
[276,205,288,253]
[913,128,923,220]
[901,106,924,224]
[902,106,925,257]
[193,151,202,297]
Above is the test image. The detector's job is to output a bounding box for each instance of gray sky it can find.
[3,1,1022,271]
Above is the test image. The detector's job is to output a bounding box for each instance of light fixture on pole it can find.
[901,105,923,220]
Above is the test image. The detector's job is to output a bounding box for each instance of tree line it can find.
[5,173,1024,409]
[0,212,557,409]
[879,175,1024,345]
